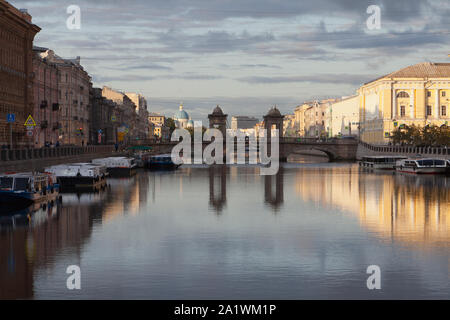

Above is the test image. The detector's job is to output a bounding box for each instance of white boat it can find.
[395,158,448,174]
[45,163,107,189]
[359,156,407,170]
[0,172,60,207]
[92,157,137,177]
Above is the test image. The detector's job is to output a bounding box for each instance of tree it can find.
[390,124,450,147]
[166,118,176,135]
[186,126,207,137]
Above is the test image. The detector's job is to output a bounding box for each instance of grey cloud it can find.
[238,73,374,86]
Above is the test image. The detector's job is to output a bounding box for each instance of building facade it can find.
[125,92,150,141]
[42,51,92,146]
[328,95,359,138]
[148,113,165,126]
[359,62,450,144]
[0,1,40,148]
[32,47,60,147]
[89,87,117,145]
[231,116,259,130]
[102,86,137,144]
[283,114,296,137]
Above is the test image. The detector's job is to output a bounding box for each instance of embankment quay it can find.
[357,142,450,160]
[0,145,117,172]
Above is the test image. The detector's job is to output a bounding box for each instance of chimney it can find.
[19,9,32,22]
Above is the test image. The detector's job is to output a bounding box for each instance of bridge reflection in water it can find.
[0,165,448,299]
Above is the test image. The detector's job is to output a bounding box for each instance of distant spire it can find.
[179,102,183,110]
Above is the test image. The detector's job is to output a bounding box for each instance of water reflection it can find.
[209,165,227,213]
[295,167,450,246]
[0,173,149,299]
[0,165,449,299]
[264,167,284,211]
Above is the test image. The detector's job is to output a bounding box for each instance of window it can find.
[397,91,410,98]
[427,91,431,97]
[427,106,432,116]
[442,105,447,116]
[442,91,446,97]
[400,105,406,117]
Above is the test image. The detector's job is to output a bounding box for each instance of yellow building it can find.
[148,113,165,126]
[283,114,296,136]
[359,62,450,144]
[294,104,311,137]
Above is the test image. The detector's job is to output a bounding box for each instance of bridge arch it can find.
[282,146,336,162]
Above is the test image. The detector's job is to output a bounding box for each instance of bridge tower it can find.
[208,105,227,137]
[263,106,284,139]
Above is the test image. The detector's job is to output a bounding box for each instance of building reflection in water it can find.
[264,166,284,212]
[209,165,227,213]
[0,173,149,299]
[295,166,450,246]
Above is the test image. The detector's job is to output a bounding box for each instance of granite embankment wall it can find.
[356,142,450,160]
[0,145,120,172]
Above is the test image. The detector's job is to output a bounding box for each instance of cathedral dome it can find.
[175,103,189,120]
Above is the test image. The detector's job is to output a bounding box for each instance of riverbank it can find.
[0,147,122,172]
[356,143,450,160]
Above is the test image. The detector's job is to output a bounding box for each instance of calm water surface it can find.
[1,158,449,299]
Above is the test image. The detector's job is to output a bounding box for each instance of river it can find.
[1,157,449,299]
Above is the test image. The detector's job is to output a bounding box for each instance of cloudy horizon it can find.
[9,0,450,121]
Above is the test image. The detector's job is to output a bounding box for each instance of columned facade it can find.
[359,62,450,144]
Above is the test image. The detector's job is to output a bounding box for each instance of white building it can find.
[174,103,190,128]
[328,95,359,137]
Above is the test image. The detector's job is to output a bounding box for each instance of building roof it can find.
[211,105,225,115]
[175,104,189,120]
[266,106,282,117]
[365,62,450,85]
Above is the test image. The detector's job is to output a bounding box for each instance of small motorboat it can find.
[395,158,448,174]
[146,154,181,171]
[0,172,59,207]
[45,163,108,190]
[92,157,137,177]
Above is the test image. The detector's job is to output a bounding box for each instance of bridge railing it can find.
[360,141,450,156]
[281,137,357,144]
[0,145,115,162]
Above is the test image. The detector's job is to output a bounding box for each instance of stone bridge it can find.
[144,138,358,162]
[279,138,358,161]
[140,105,358,162]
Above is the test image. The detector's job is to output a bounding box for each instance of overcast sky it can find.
[10,0,450,121]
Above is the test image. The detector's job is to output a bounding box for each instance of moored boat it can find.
[92,157,137,177]
[45,163,108,190]
[395,158,448,174]
[146,154,181,171]
[0,172,59,206]
[359,156,407,170]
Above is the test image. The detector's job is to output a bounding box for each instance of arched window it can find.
[396,91,410,98]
